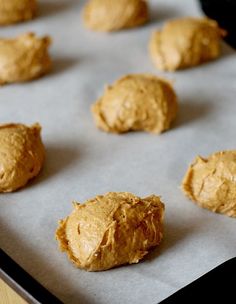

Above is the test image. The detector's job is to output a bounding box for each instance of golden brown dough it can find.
[149,17,226,71]
[0,32,52,85]
[83,0,148,32]
[91,74,178,134]
[0,0,37,25]
[182,151,236,218]
[0,123,45,192]
[56,192,165,271]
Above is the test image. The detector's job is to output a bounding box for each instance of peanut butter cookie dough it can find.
[0,0,37,25]
[56,192,164,271]
[91,74,178,134]
[182,151,236,218]
[149,17,225,71]
[0,32,51,85]
[0,123,45,192]
[83,0,148,32]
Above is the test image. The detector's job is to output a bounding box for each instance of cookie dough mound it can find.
[56,192,164,271]
[0,32,51,85]
[182,151,236,218]
[149,17,225,71]
[91,74,178,134]
[0,0,37,25]
[83,0,148,32]
[0,123,45,192]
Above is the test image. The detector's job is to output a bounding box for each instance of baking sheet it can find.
[0,0,236,303]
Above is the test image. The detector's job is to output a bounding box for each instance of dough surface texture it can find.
[56,192,165,271]
[182,151,236,218]
[0,123,45,192]
[0,0,37,25]
[83,0,148,32]
[91,74,178,134]
[149,17,225,71]
[0,32,51,85]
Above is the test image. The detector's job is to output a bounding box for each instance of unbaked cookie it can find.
[0,123,45,192]
[182,151,236,218]
[83,0,148,32]
[91,74,178,134]
[56,192,164,271]
[149,17,225,71]
[0,32,51,85]
[0,0,37,25]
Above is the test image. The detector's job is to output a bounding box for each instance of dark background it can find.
[199,0,236,48]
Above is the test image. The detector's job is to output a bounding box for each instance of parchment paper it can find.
[0,0,236,303]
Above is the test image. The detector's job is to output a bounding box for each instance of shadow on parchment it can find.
[144,217,197,262]
[143,206,218,265]
[173,100,214,130]
[49,57,79,77]
[30,144,80,188]
[149,5,182,24]
[38,0,82,18]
